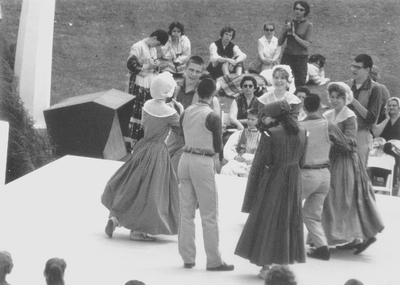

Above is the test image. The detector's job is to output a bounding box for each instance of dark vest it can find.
[215,39,235,59]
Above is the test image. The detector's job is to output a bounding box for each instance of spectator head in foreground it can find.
[44,257,67,285]
[264,265,297,285]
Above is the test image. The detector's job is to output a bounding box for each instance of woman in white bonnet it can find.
[321,82,384,254]
[102,72,183,241]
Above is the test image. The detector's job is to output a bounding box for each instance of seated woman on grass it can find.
[159,21,191,76]
[249,22,281,74]
[229,76,259,130]
[306,54,330,85]
[207,26,247,80]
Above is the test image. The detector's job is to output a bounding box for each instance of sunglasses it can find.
[264,29,275,32]
[243,84,254,88]
[295,7,305,12]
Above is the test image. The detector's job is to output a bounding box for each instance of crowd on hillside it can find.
[4,1,397,284]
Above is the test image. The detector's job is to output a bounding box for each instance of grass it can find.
[1,0,399,105]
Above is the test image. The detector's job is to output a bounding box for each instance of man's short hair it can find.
[294,86,311,96]
[197,78,216,99]
[186,55,204,67]
[303,93,320,113]
[150,29,169,46]
[220,26,236,40]
[354,54,373,69]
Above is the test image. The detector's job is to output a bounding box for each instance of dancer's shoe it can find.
[307,246,330,260]
[105,217,118,238]
[354,237,377,254]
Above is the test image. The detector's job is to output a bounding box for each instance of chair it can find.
[368,153,395,195]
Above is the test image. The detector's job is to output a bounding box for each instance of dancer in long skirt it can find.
[235,100,308,279]
[322,82,384,253]
[102,72,183,241]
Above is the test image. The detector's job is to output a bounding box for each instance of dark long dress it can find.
[322,108,384,244]
[235,125,308,266]
[101,110,180,236]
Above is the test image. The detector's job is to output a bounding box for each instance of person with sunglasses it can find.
[229,76,259,130]
[249,22,282,73]
[278,1,313,88]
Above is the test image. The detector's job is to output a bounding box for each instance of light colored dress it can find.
[101,101,180,235]
[322,106,384,245]
[127,40,158,140]
[160,35,191,74]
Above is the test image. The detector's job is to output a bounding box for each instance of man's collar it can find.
[352,76,372,90]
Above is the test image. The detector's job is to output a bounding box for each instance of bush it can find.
[0,34,55,183]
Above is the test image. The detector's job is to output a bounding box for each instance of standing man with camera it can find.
[278,1,313,87]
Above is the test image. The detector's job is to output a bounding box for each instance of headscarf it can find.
[327,82,354,105]
[150,72,177,100]
[262,100,291,118]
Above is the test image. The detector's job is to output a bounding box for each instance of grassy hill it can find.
[1,0,399,104]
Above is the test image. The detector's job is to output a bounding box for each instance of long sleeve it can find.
[209,42,220,65]
[233,45,246,63]
[223,130,241,161]
[176,35,191,64]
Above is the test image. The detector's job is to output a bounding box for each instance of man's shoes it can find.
[206,262,234,271]
[105,217,118,238]
[354,237,377,254]
[307,246,330,261]
[336,241,357,250]
[184,262,195,269]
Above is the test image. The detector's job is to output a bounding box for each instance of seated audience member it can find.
[159,21,191,76]
[229,76,259,130]
[372,97,400,185]
[207,26,247,79]
[44,258,67,285]
[221,108,261,177]
[294,86,311,121]
[306,54,330,85]
[344,279,364,285]
[248,22,281,73]
[264,265,297,285]
[370,65,390,124]
[0,251,13,285]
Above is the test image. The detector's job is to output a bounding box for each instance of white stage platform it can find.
[1,155,399,285]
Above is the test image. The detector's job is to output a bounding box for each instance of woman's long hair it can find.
[44,258,66,285]
[275,112,299,135]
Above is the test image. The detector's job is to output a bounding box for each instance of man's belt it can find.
[302,164,329,170]
[183,147,215,157]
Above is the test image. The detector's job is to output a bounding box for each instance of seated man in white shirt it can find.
[221,108,260,177]
[207,26,247,80]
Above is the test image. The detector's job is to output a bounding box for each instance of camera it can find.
[285,18,293,30]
